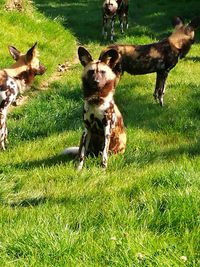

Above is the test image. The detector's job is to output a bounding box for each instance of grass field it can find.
[0,0,200,266]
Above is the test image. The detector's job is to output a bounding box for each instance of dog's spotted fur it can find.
[101,16,200,106]
[76,47,126,170]
[0,43,45,150]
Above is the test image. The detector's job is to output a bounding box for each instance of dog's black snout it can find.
[38,64,46,75]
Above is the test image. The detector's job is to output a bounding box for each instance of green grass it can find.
[0,0,200,266]
[0,0,76,83]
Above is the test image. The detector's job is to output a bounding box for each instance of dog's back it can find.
[100,17,200,106]
[106,17,200,75]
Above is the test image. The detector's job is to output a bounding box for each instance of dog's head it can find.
[170,16,200,58]
[103,0,118,16]
[78,46,119,97]
[8,42,46,85]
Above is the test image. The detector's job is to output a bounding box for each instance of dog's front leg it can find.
[119,17,124,34]
[111,16,116,41]
[102,123,111,168]
[154,71,168,106]
[0,108,7,150]
[125,13,129,30]
[102,16,108,39]
[77,129,91,171]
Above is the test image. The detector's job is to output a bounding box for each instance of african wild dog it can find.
[0,43,45,150]
[102,0,128,41]
[64,47,126,170]
[100,16,200,106]
[117,0,129,34]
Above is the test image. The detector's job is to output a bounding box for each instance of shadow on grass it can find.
[10,153,76,171]
[9,194,94,208]
[126,139,200,167]
[115,78,200,134]
[33,0,200,45]
[10,196,49,207]
[34,0,103,44]
[183,56,200,63]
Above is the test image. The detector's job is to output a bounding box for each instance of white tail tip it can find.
[62,147,79,155]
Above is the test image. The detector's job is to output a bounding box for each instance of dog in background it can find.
[64,47,126,170]
[0,43,46,150]
[101,16,200,106]
[102,0,128,41]
[117,0,129,34]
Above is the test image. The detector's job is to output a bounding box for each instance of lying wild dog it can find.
[0,43,45,150]
[64,47,126,170]
[102,0,128,41]
[100,16,200,106]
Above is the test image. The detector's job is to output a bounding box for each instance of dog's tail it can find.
[62,147,79,155]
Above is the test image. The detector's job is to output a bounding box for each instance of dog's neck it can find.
[82,80,115,105]
[3,67,29,94]
[85,91,114,108]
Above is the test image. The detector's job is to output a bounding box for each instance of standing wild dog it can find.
[64,47,126,170]
[102,0,128,41]
[117,0,129,34]
[0,43,46,150]
[101,16,200,106]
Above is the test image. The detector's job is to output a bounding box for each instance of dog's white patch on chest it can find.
[84,102,104,122]
[84,92,113,121]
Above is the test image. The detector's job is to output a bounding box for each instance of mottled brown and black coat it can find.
[0,43,45,150]
[76,46,126,170]
[101,16,200,106]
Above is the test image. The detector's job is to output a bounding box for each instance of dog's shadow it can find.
[11,153,76,171]
[183,56,200,62]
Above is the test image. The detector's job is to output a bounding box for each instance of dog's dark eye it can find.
[100,70,106,75]
[88,70,94,76]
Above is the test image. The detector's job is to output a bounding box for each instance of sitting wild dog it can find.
[64,47,126,170]
[101,16,200,106]
[0,43,45,150]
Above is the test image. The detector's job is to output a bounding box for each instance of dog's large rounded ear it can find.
[78,47,93,67]
[26,42,37,62]
[172,16,184,28]
[99,49,119,69]
[8,46,21,61]
[188,17,200,30]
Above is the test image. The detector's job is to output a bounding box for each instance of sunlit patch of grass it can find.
[0,0,200,266]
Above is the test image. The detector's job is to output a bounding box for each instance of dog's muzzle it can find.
[34,64,46,75]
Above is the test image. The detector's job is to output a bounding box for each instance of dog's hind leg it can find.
[77,129,91,171]
[154,71,168,106]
